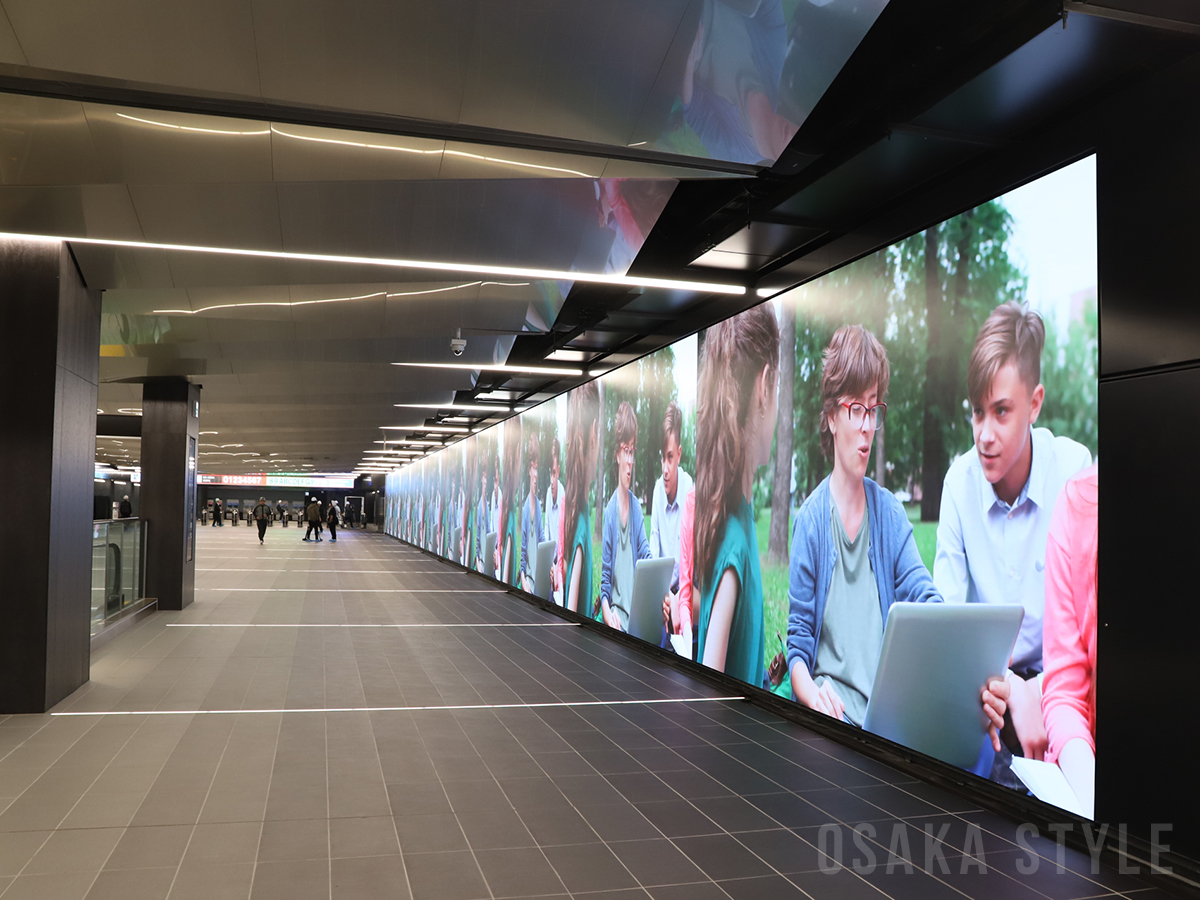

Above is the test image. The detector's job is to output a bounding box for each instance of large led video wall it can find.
[385,158,1098,818]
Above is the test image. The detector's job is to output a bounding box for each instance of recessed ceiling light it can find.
[0,231,745,295]
[393,362,582,377]
[394,403,515,413]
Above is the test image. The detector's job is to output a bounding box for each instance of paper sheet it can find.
[1009,757,1092,819]
[669,633,693,660]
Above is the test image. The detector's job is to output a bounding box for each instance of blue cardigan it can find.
[785,476,940,680]
[599,489,651,610]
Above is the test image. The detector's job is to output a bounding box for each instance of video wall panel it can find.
[385,158,1098,818]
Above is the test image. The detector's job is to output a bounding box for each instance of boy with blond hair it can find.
[935,302,1091,766]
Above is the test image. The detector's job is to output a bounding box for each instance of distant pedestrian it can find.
[118,494,132,519]
[277,500,287,522]
[253,497,271,544]
[327,501,340,542]
[304,498,322,541]
[212,498,223,526]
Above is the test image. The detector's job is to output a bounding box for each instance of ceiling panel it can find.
[127,183,284,249]
[0,94,103,185]
[459,0,689,147]
[250,0,474,122]
[84,105,275,184]
[3,0,262,95]
[268,123,445,182]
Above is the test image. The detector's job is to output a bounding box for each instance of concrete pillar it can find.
[141,380,201,610]
[0,238,100,713]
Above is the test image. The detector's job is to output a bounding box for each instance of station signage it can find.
[197,474,355,489]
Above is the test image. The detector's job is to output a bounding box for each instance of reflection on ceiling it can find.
[0,0,887,166]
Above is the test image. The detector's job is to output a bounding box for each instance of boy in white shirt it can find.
[935,302,1091,767]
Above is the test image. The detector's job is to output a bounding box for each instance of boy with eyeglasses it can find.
[934,302,1091,770]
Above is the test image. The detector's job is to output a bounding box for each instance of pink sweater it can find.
[1042,463,1098,764]
[675,489,696,636]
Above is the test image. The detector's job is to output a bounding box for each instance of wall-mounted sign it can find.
[197,473,355,489]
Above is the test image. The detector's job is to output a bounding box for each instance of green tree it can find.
[1039,292,1098,457]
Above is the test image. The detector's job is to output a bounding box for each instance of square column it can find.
[0,238,101,712]
[141,380,201,610]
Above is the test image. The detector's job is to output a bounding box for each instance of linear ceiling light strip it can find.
[0,231,744,295]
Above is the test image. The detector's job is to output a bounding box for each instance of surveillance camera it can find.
[450,337,466,357]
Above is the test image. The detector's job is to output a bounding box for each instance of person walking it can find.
[253,496,271,544]
[327,501,340,542]
[118,494,132,518]
[212,498,223,526]
[304,497,322,541]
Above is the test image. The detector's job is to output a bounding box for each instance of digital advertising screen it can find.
[385,157,1098,818]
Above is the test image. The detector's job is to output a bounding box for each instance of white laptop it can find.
[533,539,556,602]
[862,603,1023,768]
[483,532,497,578]
[626,557,675,644]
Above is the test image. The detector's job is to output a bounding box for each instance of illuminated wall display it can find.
[384,159,1099,819]
[198,474,356,489]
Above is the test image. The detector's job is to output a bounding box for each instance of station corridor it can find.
[0,528,1166,900]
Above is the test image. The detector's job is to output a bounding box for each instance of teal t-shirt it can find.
[697,498,765,688]
[503,508,517,584]
[567,513,592,615]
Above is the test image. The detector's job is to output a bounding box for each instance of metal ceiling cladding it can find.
[0,0,1193,479]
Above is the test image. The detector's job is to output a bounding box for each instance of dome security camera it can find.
[450,337,466,356]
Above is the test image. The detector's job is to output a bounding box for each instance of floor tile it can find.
[182,821,261,865]
[402,850,489,900]
[250,858,330,900]
[671,834,774,881]
[474,847,567,897]
[608,838,707,887]
[394,814,468,853]
[457,807,536,850]
[1,871,97,900]
[542,843,639,893]
[330,816,401,858]
[24,828,123,875]
[257,818,329,862]
[83,867,176,900]
[170,862,255,900]
[331,855,410,900]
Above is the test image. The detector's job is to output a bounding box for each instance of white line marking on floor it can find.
[166,622,576,628]
[52,697,746,716]
[195,588,506,593]
[196,569,459,573]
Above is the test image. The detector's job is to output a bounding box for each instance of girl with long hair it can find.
[695,304,781,686]
[563,380,601,614]
[495,418,523,584]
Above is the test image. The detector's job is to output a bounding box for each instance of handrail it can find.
[91,518,149,634]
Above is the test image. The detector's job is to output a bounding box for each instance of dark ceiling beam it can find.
[629,0,1067,277]
[97,414,141,438]
[1064,1,1200,35]
[0,62,760,178]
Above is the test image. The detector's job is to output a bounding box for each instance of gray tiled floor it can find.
[0,527,1176,899]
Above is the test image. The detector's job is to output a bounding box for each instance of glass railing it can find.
[91,518,148,634]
